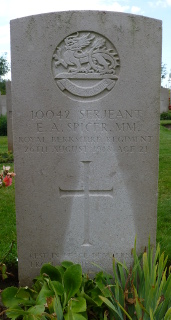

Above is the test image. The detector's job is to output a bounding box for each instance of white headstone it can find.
[160,87,169,113]
[1,95,6,115]
[11,11,162,285]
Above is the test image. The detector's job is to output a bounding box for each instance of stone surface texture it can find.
[10,11,162,285]
[6,81,13,152]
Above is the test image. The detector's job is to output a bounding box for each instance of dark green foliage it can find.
[0,115,7,136]
[0,53,10,77]
[160,112,171,120]
[161,63,167,81]
[0,79,6,94]
[0,151,14,163]
[1,237,17,265]
[0,240,17,280]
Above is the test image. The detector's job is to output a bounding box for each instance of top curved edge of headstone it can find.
[10,10,162,24]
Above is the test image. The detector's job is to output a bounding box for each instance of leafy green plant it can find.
[0,240,16,281]
[1,239,171,320]
[0,115,7,136]
[160,111,171,120]
[131,239,171,319]
[161,63,167,81]
[0,79,7,95]
[0,151,14,163]
[0,53,10,77]
[0,263,8,280]
[1,262,88,320]
[98,238,171,319]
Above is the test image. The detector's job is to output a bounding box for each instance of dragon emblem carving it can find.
[52,32,120,100]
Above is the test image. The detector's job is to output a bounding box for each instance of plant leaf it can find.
[1,287,19,307]
[53,296,63,320]
[23,315,42,320]
[90,287,103,306]
[0,263,8,280]
[27,304,45,315]
[164,307,171,320]
[36,282,54,305]
[61,261,74,269]
[150,308,154,320]
[56,265,66,278]
[64,312,87,320]
[5,306,26,319]
[157,273,171,318]
[83,293,99,307]
[63,264,82,302]
[99,295,123,319]
[46,296,54,314]
[41,263,62,282]
[70,297,86,313]
[15,287,36,307]
[50,280,64,296]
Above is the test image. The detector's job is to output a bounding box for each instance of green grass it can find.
[0,133,17,266]
[0,160,17,266]
[0,126,171,268]
[157,121,171,264]
[0,136,8,153]
[0,136,14,163]
[160,119,171,125]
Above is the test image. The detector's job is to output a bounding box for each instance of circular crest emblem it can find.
[52,31,120,101]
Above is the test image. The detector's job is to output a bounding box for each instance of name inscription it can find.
[18,107,153,154]
[31,109,142,120]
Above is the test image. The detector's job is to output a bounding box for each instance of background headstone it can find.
[1,94,7,115]
[6,81,13,152]
[10,11,162,285]
[160,87,169,113]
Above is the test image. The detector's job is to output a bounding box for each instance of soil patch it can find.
[0,266,18,320]
[0,266,18,289]
[163,124,171,130]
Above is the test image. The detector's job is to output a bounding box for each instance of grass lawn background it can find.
[157,121,171,263]
[0,122,171,267]
[0,136,9,153]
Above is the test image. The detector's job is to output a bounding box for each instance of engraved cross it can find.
[59,161,113,246]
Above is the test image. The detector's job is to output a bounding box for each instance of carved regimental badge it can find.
[52,31,120,100]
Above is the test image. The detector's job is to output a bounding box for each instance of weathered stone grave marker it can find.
[160,87,169,113]
[0,94,7,115]
[10,11,162,285]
